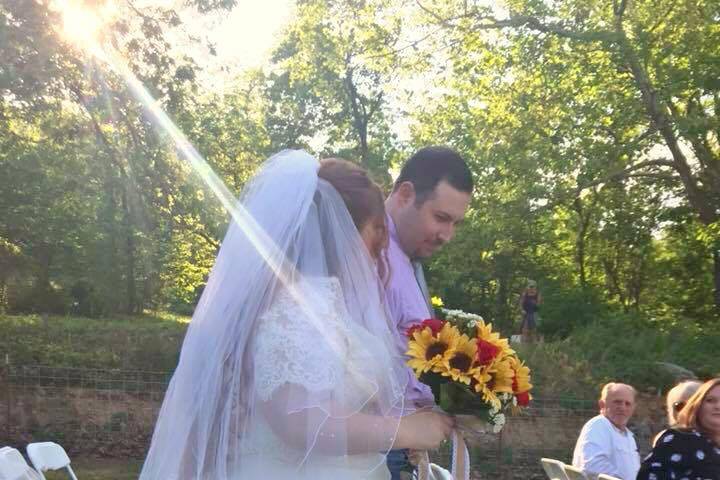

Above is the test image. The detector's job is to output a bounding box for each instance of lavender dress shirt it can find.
[384,215,436,411]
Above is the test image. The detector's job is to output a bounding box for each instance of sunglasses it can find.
[673,401,686,413]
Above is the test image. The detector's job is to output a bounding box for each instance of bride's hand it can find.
[394,410,454,450]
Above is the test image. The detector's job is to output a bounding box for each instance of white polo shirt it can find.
[572,414,640,480]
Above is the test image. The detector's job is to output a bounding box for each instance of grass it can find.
[526,312,720,396]
[3,310,718,397]
[0,312,188,372]
[42,457,143,480]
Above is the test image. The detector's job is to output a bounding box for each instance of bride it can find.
[139,150,453,480]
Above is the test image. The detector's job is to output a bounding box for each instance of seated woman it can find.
[638,377,720,480]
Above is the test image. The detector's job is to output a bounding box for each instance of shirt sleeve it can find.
[385,282,404,332]
[575,421,620,478]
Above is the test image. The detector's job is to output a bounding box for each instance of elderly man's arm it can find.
[573,422,619,479]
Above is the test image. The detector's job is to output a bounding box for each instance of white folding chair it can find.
[562,464,589,480]
[0,447,42,480]
[598,475,622,480]
[25,443,78,480]
[540,458,569,480]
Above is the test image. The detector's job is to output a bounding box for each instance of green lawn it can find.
[42,457,143,480]
[0,312,188,372]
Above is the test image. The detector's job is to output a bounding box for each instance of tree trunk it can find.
[572,198,591,288]
[714,249,720,313]
[121,190,137,314]
[344,65,371,168]
[0,277,7,313]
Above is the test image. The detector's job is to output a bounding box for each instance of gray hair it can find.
[600,382,637,402]
[666,380,702,425]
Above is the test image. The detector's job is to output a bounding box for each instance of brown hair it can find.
[676,377,720,435]
[318,159,388,274]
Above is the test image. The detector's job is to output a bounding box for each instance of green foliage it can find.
[0,313,187,371]
[554,312,720,390]
[1,0,718,400]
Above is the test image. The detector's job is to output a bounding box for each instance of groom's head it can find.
[387,146,473,259]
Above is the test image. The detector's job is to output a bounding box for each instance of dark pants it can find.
[386,449,411,480]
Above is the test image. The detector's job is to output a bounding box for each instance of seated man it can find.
[572,382,640,480]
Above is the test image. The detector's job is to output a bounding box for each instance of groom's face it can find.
[396,180,470,259]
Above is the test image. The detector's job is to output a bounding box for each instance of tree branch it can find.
[648,2,675,33]
[614,0,628,20]
[576,158,676,192]
[471,15,617,43]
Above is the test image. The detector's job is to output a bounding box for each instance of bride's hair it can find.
[318,158,388,264]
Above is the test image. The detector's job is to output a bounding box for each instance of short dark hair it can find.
[393,146,473,204]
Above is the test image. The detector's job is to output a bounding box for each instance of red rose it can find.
[406,318,445,338]
[476,339,501,365]
[516,391,530,407]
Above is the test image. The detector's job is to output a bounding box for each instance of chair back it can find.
[562,464,589,480]
[0,447,41,480]
[540,458,569,480]
[26,443,78,480]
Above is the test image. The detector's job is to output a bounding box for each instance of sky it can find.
[179,0,296,90]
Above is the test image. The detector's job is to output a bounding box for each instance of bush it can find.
[537,285,609,339]
[547,312,720,393]
[12,284,70,315]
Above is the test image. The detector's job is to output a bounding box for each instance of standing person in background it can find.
[383,146,473,480]
[519,280,542,343]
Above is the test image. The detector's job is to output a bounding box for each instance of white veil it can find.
[140,150,408,480]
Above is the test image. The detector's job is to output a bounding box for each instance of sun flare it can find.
[53,0,117,50]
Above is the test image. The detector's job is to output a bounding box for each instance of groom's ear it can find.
[395,181,416,206]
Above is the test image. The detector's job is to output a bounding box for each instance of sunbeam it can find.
[53,4,366,389]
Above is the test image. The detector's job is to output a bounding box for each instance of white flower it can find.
[492,414,506,433]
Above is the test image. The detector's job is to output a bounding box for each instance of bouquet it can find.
[405,301,532,434]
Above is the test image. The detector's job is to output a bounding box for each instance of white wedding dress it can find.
[140,151,407,480]
[236,277,391,480]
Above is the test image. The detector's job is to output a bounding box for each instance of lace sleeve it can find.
[252,278,350,402]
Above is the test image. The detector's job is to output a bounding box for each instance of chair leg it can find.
[67,466,80,480]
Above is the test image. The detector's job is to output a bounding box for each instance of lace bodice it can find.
[253,276,355,401]
[238,276,390,480]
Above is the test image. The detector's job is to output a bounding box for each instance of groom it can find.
[383,146,473,479]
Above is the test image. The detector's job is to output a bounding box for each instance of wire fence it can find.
[0,364,664,479]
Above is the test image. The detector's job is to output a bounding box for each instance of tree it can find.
[267,0,406,177]
[414,0,720,309]
[0,0,245,314]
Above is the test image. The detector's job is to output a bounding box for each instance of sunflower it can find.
[509,356,533,406]
[489,358,515,394]
[470,367,501,410]
[471,359,515,410]
[406,323,461,375]
[439,333,479,384]
[475,320,513,366]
